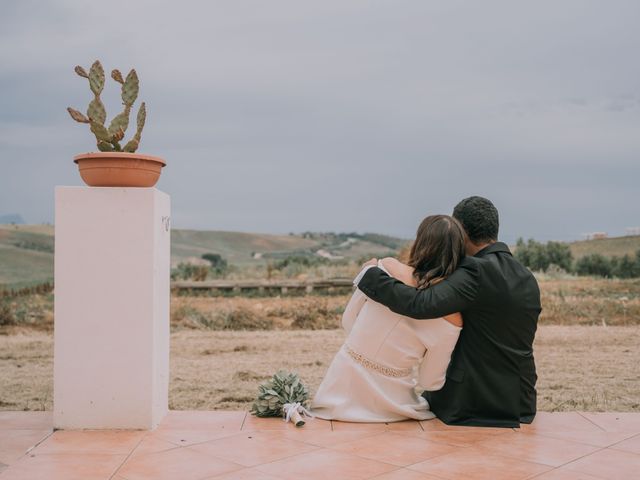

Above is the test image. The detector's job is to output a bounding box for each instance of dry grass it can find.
[171,295,345,330]
[1,276,638,334]
[0,333,52,410]
[1,275,638,414]
[170,275,640,330]
[534,326,640,412]
[1,326,639,413]
[168,330,343,410]
[538,276,640,326]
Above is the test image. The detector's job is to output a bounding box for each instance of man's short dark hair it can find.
[452,196,499,244]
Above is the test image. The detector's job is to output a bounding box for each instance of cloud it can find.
[1,0,639,241]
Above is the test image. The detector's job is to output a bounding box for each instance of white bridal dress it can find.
[310,260,462,422]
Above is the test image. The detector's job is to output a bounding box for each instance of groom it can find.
[355,196,541,427]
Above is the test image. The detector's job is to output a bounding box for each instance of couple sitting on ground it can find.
[310,196,541,428]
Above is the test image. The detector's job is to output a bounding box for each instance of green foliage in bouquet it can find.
[67,60,146,153]
[250,370,311,426]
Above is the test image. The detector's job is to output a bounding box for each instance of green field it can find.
[0,226,54,287]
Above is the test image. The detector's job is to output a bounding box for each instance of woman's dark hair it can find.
[452,196,499,244]
[407,215,467,289]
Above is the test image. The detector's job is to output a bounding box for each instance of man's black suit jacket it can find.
[356,242,541,428]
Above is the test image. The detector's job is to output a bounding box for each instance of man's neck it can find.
[467,240,496,256]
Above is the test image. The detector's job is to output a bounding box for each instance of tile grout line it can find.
[137,440,247,474]
[249,439,410,475]
[162,430,255,449]
[157,426,326,470]
[201,469,284,480]
[366,466,449,480]
[7,413,637,479]
[239,410,248,430]
[400,443,483,474]
[26,429,55,454]
[108,432,148,480]
[532,443,613,477]
[525,467,563,480]
[524,445,612,480]
[532,428,639,449]
[432,441,572,470]
[157,411,250,448]
[138,428,193,451]
[13,428,56,466]
[604,430,640,451]
[577,412,608,432]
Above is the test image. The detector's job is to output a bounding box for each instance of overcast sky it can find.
[1,0,638,242]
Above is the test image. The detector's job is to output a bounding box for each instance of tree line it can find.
[515,238,640,278]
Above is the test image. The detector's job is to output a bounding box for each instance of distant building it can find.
[316,249,344,260]
[338,237,358,248]
[583,232,608,240]
[626,227,640,236]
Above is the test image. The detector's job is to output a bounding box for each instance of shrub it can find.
[172,263,209,281]
[0,282,53,299]
[516,238,640,279]
[171,304,210,326]
[610,251,640,279]
[575,254,613,277]
[201,253,228,276]
[274,255,329,269]
[515,238,573,273]
[0,302,16,326]
[546,241,573,272]
[211,307,273,330]
[171,304,273,330]
[290,299,341,330]
[271,255,333,278]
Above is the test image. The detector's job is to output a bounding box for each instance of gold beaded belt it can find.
[344,343,412,378]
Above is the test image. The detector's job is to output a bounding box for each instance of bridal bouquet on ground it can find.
[250,370,314,427]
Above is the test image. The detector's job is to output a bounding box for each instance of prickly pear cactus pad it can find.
[67,60,147,153]
[250,370,314,426]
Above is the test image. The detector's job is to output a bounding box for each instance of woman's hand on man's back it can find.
[361,258,378,268]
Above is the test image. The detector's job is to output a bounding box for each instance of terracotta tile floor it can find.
[1,411,639,479]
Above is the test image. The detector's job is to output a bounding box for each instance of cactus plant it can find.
[67,60,147,153]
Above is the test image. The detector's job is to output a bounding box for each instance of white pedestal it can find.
[53,187,170,430]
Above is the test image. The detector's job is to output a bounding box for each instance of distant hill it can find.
[170,230,406,266]
[0,225,406,287]
[3,224,637,288]
[568,235,640,259]
[0,225,54,287]
[0,214,25,224]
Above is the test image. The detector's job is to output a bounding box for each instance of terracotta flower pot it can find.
[73,152,166,188]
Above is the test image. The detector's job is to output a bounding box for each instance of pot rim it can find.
[73,151,166,166]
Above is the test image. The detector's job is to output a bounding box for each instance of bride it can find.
[310,215,466,422]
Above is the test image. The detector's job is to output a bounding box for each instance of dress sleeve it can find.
[343,261,391,333]
[341,288,367,333]
[417,323,461,391]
